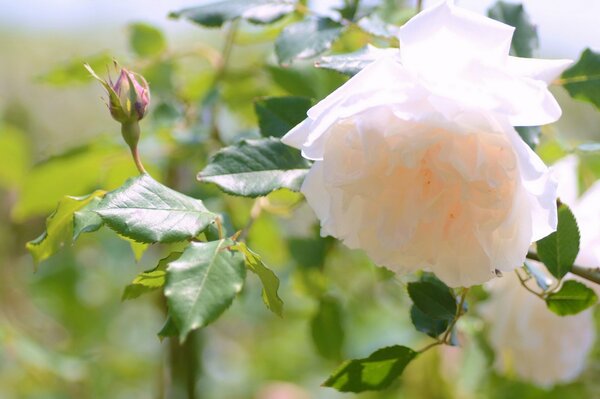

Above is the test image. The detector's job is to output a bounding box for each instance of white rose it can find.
[480,271,595,387]
[282,0,572,287]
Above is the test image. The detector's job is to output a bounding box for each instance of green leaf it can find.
[170,0,293,27]
[0,124,30,189]
[356,15,400,39]
[407,280,456,321]
[537,204,580,279]
[165,239,246,341]
[545,280,598,316]
[316,45,395,76]
[129,23,167,58]
[37,53,112,86]
[234,242,283,317]
[122,252,182,301]
[275,17,344,65]
[323,345,417,393]
[158,316,178,340]
[410,305,448,338]
[561,48,600,110]
[254,96,312,138]
[26,191,106,265]
[95,174,217,244]
[515,126,540,150]
[73,197,104,240]
[197,137,310,197]
[311,296,345,361]
[487,1,538,58]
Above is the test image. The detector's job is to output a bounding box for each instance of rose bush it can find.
[282,1,572,287]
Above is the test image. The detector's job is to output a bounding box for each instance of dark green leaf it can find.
[170,0,293,27]
[537,204,580,279]
[515,126,540,150]
[158,316,178,340]
[73,196,104,240]
[26,191,106,264]
[95,174,216,244]
[197,137,310,197]
[561,48,600,110]
[311,296,345,361]
[122,252,182,301]
[129,23,167,58]
[546,280,598,316]
[316,45,395,76]
[407,280,456,321]
[275,17,344,65]
[254,96,312,138]
[165,239,246,341]
[234,242,283,317]
[487,1,538,58]
[323,345,417,392]
[410,305,448,338]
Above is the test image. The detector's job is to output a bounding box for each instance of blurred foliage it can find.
[1,0,600,398]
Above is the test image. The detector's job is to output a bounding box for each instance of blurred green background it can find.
[0,1,599,398]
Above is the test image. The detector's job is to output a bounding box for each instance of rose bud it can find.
[281,1,573,287]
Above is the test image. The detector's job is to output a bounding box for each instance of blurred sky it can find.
[1,0,599,59]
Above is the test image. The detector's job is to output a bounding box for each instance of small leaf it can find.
[165,239,246,342]
[26,191,106,264]
[323,345,417,393]
[129,23,167,58]
[275,17,344,65]
[536,204,580,279]
[234,242,283,317]
[123,252,182,301]
[170,0,293,27]
[311,296,345,361]
[546,280,598,316]
[515,126,540,150]
[158,316,178,340]
[523,261,552,291]
[561,48,600,110]
[410,305,448,338]
[254,96,313,138]
[316,45,396,76]
[407,280,456,321]
[487,1,538,58]
[95,174,217,244]
[197,137,310,197]
[73,196,104,240]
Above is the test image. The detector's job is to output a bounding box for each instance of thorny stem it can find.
[418,287,469,354]
[526,251,600,286]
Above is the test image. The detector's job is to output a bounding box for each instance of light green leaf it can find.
[165,239,246,342]
[73,197,104,240]
[561,48,600,110]
[26,190,106,265]
[254,96,312,138]
[316,45,396,76]
[488,1,538,58]
[323,345,417,393]
[197,137,310,197]
[546,280,598,316]
[0,124,30,190]
[537,204,580,279]
[37,53,112,86]
[127,239,149,262]
[407,279,456,321]
[95,174,217,244]
[170,0,294,27]
[311,296,344,361]
[410,305,448,338]
[275,17,344,65]
[122,252,182,301]
[129,23,167,58]
[234,242,283,317]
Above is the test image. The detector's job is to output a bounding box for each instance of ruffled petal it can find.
[506,56,573,84]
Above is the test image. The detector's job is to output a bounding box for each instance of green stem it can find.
[526,251,600,286]
[121,121,147,174]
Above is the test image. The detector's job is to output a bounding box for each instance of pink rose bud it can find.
[85,63,150,124]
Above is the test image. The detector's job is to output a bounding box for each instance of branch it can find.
[526,251,600,285]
